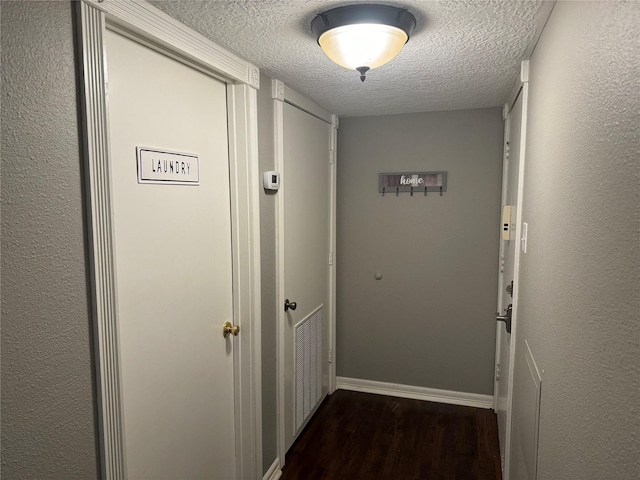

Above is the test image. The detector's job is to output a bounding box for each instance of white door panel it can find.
[282,103,331,451]
[106,30,236,479]
[496,89,523,470]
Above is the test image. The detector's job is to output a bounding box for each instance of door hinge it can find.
[330,150,335,164]
[328,252,333,265]
[329,348,333,363]
[495,364,501,382]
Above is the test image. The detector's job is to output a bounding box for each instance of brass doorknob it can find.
[223,321,240,338]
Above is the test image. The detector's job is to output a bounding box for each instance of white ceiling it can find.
[151,0,552,117]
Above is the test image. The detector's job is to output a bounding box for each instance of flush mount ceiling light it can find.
[311,4,417,82]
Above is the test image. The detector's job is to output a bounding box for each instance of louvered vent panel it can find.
[294,306,324,434]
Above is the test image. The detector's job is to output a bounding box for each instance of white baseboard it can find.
[336,376,494,409]
[262,458,282,480]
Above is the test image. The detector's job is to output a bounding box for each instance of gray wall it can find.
[512,2,640,479]
[1,2,100,478]
[257,73,278,475]
[337,109,503,395]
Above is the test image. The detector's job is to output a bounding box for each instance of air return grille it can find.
[294,306,323,433]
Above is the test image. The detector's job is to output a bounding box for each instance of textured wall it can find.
[512,1,640,479]
[257,73,278,474]
[337,109,503,395]
[1,2,100,479]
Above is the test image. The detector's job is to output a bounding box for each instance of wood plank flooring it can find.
[281,390,502,480]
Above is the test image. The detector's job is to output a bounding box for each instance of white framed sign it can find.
[137,147,199,185]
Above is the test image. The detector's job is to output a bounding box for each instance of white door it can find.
[106,30,237,479]
[282,103,331,452]
[495,88,524,472]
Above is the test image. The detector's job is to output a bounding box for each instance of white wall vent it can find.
[294,306,323,434]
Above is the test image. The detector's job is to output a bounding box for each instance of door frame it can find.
[492,60,530,480]
[271,80,338,469]
[77,1,262,479]
[493,99,510,409]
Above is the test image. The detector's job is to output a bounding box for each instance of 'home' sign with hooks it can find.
[379,171,447,196]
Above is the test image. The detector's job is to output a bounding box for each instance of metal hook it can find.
[440,186,443,196]
[424,186,427,196]
[396,187,399,196]
[382,187,385,197]
[410,186,414,196]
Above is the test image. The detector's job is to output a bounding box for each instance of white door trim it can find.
[496,60,530,480]
[493,104,511,415]
[77,2,262,478]
[494,64,526,413]
[271,80,337,469]
[328,114,338,396]
[282,85,333,124]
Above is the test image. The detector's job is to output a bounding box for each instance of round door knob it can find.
[284,299,297,312]
[223,321,240,338]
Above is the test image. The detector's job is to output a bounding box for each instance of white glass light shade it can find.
[318,23,408,71]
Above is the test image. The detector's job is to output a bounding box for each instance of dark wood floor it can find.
[280,390,502,480]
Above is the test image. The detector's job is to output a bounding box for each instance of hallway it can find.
[281,390,501,480]
[2,2,638,479]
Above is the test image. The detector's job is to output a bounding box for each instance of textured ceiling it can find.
[151,0,550,117]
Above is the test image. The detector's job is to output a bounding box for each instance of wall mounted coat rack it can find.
[379,171,447,196]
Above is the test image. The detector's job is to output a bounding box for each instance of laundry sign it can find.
[379,171,447,194]
[137,147,199,185]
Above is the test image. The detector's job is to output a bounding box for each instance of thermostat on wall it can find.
[263,171,280,191]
